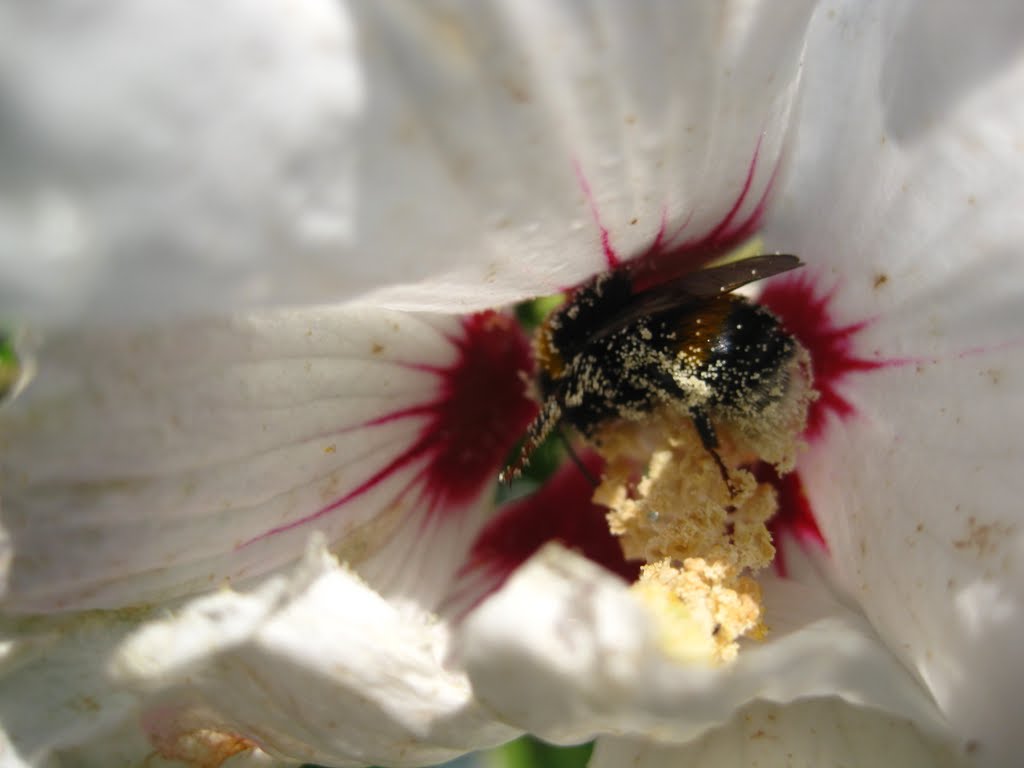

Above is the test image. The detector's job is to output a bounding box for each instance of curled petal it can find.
[115,537,519,766]
[591,699,966,768]
[764,2,1024,763]
[459,545,949,747]
[0,306,533,612]
[1,537,518,767]
[1,1,815,325]
[0,615,140,768]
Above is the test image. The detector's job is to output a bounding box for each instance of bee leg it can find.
[556,427,599,488]
[499,398,562,484]
[691,410,735,495]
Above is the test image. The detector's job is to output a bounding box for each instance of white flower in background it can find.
[0,2,1022,768]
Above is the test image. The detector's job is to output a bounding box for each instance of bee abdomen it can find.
[701,301,796,411]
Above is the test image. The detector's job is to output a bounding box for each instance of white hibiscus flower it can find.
[1,2,1021,768]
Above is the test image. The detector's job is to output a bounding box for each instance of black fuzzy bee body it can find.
[504,254,803,480]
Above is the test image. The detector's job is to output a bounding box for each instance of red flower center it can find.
[242,311,536,546]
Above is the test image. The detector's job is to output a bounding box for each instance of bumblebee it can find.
[503,253,804,482]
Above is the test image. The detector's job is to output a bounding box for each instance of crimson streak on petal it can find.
[240,311,536,548]
[757,270,899,572]
[758,463,826,577]
[631,137,783,293]
[423,312,538,506]
[573,138,780,287]
[573,139,778,288]
[759,271,891,441]
[447,453,641,616]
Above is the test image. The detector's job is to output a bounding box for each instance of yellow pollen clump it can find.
[592,411,797,665]
[632,558,763,664]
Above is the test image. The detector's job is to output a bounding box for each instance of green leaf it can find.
[515,294,565,331]
[0,332,19,400]
[485,737,594,768]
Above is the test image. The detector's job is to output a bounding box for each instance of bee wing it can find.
[589,254,802,342]
[660,253,803,299]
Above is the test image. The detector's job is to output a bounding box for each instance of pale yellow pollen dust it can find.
[150,727,257,768]
[593,413,791,665]
[632,559,763,664]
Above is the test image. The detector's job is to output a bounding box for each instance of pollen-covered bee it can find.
[503,254,805,482]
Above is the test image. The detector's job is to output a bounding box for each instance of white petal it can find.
[112,536,517,767]
[1,536,516,767]
[362,0,816,312]
[763,3,1024,764]
[0,305,527,612]
[0,0,362,327]
[25,709,286,768]
[1,1,815,325]
[458,545,948,747]
[591,699,966,768]
[0,613,142,767]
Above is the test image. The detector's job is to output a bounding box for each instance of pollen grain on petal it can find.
[143,712,259,768]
